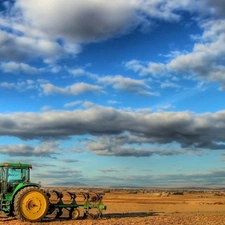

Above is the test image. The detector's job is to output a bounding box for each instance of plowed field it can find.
[1,189,225,225]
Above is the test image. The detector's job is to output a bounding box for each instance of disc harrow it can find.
[46,189,107,220]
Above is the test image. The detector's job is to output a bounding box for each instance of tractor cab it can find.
[0,163,36,216]
[0,163,31,194]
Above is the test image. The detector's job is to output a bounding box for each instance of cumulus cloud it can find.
[37,76,158,97]
[126,18,225,89]
[64,101,83,108]
[0,0,136,63]
[160,80,181,89]
[0,0,223,67]
[97,75,157,96]
[167,19,225,86]
[125,60,167,76]
[0,30,65,62]
[0,80,36,91]
[69,68,88,77]
[68,68,97,79]
[0,141,59,157]
[41,82,104,96]
[13,0,200,43]
[85,137,185,157]
[0,0,134,63]
[1,61,39,74]
[0,107,225,157]
[14,0,138,42]
[204,0,225,17]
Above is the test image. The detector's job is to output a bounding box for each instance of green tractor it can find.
[0,162,106,222]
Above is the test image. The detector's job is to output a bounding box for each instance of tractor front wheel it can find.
[14,186,49,222]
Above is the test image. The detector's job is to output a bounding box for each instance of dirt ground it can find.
[1,189,225,225]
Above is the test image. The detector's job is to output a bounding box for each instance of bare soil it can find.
[1,189,225,225]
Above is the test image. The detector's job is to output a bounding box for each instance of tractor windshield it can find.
[8,168,30,183]
[0,166,30,194]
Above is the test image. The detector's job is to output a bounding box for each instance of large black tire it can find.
[14,186,49,222]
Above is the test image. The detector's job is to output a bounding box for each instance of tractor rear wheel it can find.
[14,186,49,222]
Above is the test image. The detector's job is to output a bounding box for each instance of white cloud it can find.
[0,29,9,45]
[14,0,136,42]
[68,68,97,78]
[126,19,225,89]
[0,141,59,157]
[0,29,65,62]
[157,104,175,111]
[64,101,83,108]
[0,0,223,66]
[69,68,87,76]
[125,60,167,76]
[0,82,16,89]
[167,19,225,85]
[204,0,225,17]
[1,62,39,74]
[40,105,53,112]
[125,60,145,74]
[97,75,157,96]
[1,0,225,92]
[0,80,37,91]
[41,82,104,96]
[160,81,181,89]
[0,106,224,158]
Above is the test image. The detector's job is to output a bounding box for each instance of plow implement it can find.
[46,190,106,220]
[0,163,107,222]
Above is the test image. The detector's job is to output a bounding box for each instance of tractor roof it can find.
[0,162,32,168]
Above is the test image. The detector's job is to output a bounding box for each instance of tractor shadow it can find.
[104,211,162,219]
[44,211,162,222]
[0,211,163,223]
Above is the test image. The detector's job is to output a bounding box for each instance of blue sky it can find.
[0,0,225,188]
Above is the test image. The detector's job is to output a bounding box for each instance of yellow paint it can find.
[20,190,48,221]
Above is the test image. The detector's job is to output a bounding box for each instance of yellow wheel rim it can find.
[21,191,48,221]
